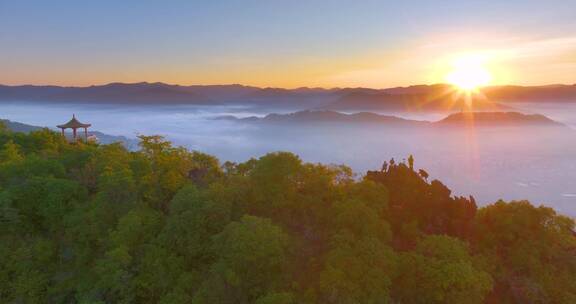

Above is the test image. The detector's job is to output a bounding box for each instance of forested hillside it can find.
[1,123,575,303]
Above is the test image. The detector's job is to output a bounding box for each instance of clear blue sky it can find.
[1,0,575,87]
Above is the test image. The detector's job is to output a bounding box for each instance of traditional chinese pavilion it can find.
[57,114,91,141]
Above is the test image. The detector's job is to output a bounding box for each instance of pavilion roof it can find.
[57,115,91,129]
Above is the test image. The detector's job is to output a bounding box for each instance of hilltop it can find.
[437,111,564,126]
[223,110,565,128]
[227,110,428,126]
[0,118,136,147]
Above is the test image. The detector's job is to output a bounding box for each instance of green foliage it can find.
[319,233,397,303]
[0,129,574,303]
[0,140,23,163]
[255,292,294,304]
[393,235,493,304]
[0,121,9,134]
[474,200,576,303]
[136,135,222,210]
[194,215,289,303]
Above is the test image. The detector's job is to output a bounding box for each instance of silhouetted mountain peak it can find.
[437,111,564,126]
[224,110,566,129]
[229,110,428,126]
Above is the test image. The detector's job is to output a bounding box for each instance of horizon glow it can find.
[0,0,575,88]
[445,55,493,90]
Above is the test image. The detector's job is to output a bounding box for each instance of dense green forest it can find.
[1,123,575,304]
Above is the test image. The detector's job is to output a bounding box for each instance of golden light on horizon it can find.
[445,54,493,91]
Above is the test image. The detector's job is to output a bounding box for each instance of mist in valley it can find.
[1,100,575,215]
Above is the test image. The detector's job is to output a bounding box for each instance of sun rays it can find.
[411,54,495,112]
[445,54,493,91]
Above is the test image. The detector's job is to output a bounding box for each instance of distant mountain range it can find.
[1,119,137,148]
[0,82,574,109]
[323,88,508,112]
[0,82,337,107]
[226,110,427,127]
[223,110,564,128]
[324,84,576,112]
[0,83,213,105]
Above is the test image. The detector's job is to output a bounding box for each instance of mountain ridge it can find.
[221,110,566,128]
[1,82,575,108]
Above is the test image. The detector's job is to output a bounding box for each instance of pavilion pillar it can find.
[72,128,77,141]
[84,128,88,141]
[61,128,65,137]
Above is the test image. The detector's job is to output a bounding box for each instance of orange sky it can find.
[1,1,575,88]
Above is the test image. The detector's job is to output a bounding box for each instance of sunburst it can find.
[445,55,492,91]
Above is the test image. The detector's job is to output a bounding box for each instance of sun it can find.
[445,55,492,91]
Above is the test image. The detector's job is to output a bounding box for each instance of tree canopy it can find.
[0,126,575,303]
